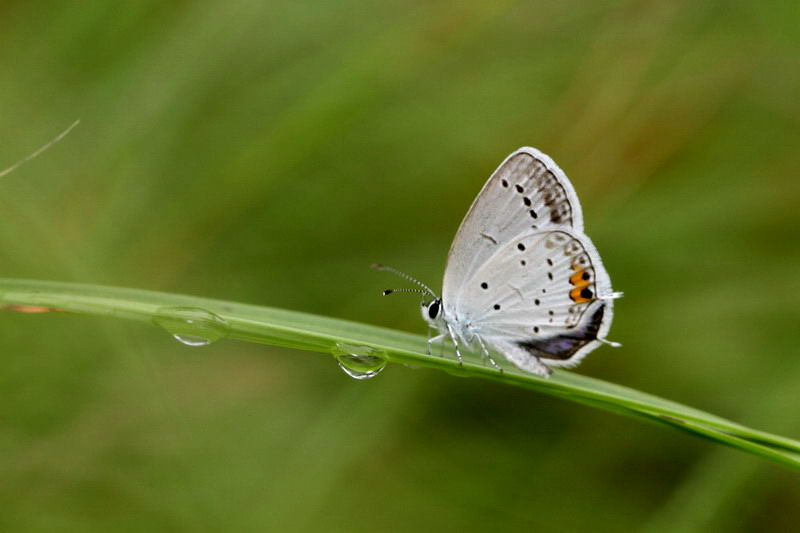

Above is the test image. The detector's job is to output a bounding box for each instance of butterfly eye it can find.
[428,299,441,320]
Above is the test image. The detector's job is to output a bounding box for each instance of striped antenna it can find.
[371,264,437,298]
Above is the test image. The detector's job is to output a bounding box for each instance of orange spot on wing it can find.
[568,265,593,303]
[569,287,592,303]
[570,270,588,286]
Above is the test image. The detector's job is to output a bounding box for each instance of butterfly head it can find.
[421,297,444,327]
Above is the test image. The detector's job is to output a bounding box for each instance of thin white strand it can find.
[0,120,80,178]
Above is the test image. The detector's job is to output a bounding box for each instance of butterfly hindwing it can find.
[453,229,613,369]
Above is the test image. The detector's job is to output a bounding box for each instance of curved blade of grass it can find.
[1,278,798,470]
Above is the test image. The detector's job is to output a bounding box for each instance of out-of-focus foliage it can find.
[0,1,797,531]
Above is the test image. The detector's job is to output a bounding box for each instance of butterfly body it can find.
[380,147,619,378]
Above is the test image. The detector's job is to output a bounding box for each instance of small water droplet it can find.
[331,343,387,380]
[153,307,230,347]
[173,334,212,346]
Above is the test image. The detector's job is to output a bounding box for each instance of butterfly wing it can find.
[440,147,615,375]
[449,229,614,372]
[442,147,585,306]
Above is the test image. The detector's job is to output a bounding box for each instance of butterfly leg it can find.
[445,323,464,366]
[427,331,447,356]
[474,335,503,373]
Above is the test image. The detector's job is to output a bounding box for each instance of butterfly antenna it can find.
[371,264,438,298]
[381,288,428,297]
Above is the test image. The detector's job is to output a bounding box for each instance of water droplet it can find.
[173,334,213,347]
[331,343,388,380]
[153,307,230,347]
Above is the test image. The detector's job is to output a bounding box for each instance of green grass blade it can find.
[2,278,798,470]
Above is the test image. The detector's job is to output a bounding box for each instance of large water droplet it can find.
[153,307,230,347]
[331,343,388,380]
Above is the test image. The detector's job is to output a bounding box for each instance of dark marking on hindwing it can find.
[517,304,605,360]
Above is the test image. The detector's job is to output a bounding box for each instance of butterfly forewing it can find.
[442,148,584,305]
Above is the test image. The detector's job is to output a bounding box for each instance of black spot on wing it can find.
[516,304,605,360]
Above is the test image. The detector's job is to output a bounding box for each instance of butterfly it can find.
[375,147,621,377]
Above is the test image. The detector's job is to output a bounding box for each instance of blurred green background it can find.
[1,0,798,531]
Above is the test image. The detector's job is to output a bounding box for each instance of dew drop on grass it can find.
[331,342,388,380]
[153,307,231,347]
[173,334,213,347]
